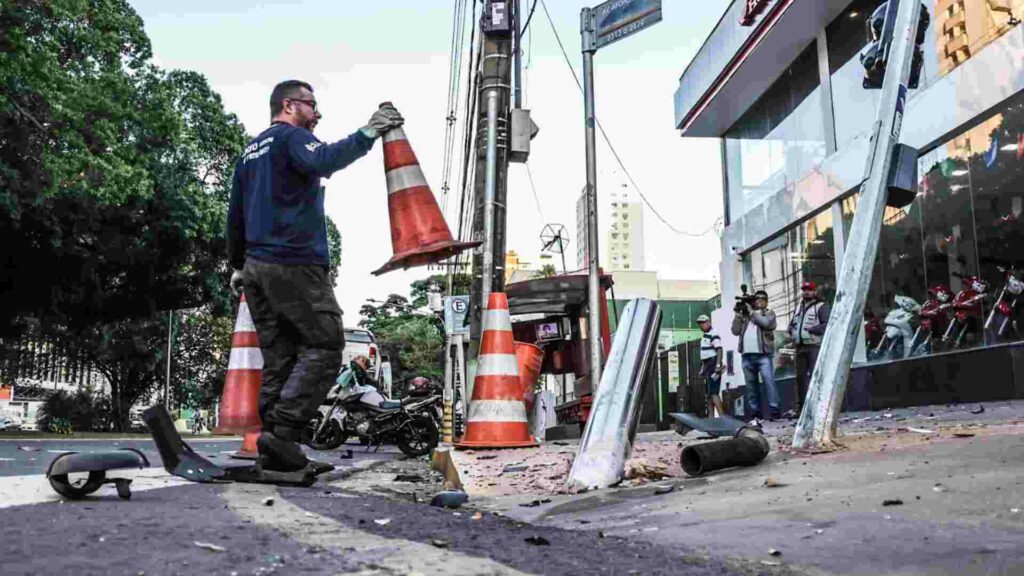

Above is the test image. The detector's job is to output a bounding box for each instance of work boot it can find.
[257,431,309,472]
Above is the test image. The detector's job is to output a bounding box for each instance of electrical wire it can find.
[524,162,545,220]
[521,0,539,36]
[539,0,719,238]
[440,0,470,216]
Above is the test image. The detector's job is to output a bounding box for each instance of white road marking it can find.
[0,468,192,508]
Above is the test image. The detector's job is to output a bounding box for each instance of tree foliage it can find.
[0,1,249,429]
[359,288,446,385]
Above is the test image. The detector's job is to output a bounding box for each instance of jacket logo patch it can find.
[305,142,323,153]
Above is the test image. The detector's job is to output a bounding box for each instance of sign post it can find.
[581,0,662,392]
[793,0,922,450]
[443,296,471,442]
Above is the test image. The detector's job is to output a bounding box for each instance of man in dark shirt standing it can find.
[227,80,403,471]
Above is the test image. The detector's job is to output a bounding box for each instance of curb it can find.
[430,446,465,492]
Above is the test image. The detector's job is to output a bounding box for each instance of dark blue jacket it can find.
[227,123,375,269]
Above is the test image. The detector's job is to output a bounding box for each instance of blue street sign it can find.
[592,0,663,50]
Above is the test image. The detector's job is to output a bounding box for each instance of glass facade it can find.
[724,41,828,222]
[828,0,1022,150]
[838,93,1024,363]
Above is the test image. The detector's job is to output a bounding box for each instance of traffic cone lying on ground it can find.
[372,107,479,276]
[214,295,263,459]
[456,293,537,448]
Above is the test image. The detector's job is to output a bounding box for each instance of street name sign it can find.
[591,0,662,50]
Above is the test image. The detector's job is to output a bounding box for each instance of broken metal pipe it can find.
[680,428,770,477]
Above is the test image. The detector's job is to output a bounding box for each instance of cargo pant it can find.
[242,259,345,441]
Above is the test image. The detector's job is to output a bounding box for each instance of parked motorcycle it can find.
[984,266,1024,342]
[942,275,990,349]
[303,377,440,457]
[406,376,444,430]
[871,295,921,361]
[908,284,953,356]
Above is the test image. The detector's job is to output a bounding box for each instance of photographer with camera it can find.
[731,288,780,423]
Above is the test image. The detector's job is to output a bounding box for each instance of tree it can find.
[409,274,473,307]
[359,287,446,386]
[534,264,558,279]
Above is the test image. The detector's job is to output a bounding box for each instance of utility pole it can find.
[793,0,922,450]
[468,0,515,395]
[164,310,173,408]
[581,7,603,390]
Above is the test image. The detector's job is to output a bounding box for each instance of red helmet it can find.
[408,376,431,397]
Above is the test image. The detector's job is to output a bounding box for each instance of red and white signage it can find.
[740,0,774,26]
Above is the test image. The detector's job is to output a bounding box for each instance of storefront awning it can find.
[506,273,614,316]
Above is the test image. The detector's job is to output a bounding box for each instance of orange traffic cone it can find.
[456,293,537,448]
[214,295,263,442]
[372,112,479,276]
[514,342,544,411]
[231,430,260,461]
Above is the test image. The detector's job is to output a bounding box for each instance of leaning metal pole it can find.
[581,7,603,390]
[567,298,662,490]
[793,0,921,450]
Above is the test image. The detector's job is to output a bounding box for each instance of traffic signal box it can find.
[859,2,930,90]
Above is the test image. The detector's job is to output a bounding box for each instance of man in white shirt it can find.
[697,315,725,417]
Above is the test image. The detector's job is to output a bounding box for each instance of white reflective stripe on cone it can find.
[382,128,407,144]
[481,309,512,333]
[475,354,518,377]
[385,165,428,194]
[235,303,256,333]
[228,347,264,370]
[467,400,528,423]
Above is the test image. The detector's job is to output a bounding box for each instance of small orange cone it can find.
[372,110,479,276]
[456,293,537,449]
[214,295,263,441]
[230,430,260,461]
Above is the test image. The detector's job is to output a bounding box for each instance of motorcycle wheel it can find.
[396,414,439,458]
[302,415,348,451]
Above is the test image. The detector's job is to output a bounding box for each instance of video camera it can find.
[734,284,756,314]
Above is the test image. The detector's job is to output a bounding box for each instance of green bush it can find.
[37,390,111,433]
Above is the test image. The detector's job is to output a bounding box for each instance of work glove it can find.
[230,269,244,298]
[360,103,404,139]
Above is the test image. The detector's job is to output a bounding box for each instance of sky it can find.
[128,0,731,321]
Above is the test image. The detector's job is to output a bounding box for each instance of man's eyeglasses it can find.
[287,98,318,113]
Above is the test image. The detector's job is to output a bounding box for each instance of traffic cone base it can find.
[455,292,537,449]
[373,125,479,276]
[230,430,261,460]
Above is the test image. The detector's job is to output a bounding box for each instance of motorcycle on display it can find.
[870,295,921,362]
[303,373,440,457]
[908,284,953,357]
[984,267,1024,342]
[942,275,990,349]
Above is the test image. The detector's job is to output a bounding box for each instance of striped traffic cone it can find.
[214,295,263,459]
[455,293,537,449]
[372,105,479,276]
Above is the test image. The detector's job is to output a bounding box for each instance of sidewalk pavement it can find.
[437,400,1024,575]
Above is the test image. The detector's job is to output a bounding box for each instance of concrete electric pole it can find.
[793,0,923,450]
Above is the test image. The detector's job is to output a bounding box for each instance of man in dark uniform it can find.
[227,80,403,471]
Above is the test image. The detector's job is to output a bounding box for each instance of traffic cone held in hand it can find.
[372,103,479,276]
[456,293,537,448]
[214,295,263,446]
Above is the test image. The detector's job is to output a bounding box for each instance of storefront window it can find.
[847,92,1024,364]
[749,207,837,377]
[827,0,1020,150]
[725,41,827,222]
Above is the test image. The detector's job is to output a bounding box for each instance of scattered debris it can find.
[430,490,469,509]
[261,497,274,507]
[471,512,483,521]
[883,413,894,419]
[519,498,552,508]
[431,539,450,548]
[760,560,782,567]
[970,406,986,415]
[933,484,948,493]
[502,464,529,474]
[17,446,40,452]
[194,541,226,553]
[763,477,787,488]
[882,499,904,506]
[373,518,391,526]
[952,432,975,438]
[768,548,782,556]
[905,427,934,434]
[338,449,353,460]
[553,442,570,446]
[1012,508,1021,514]
[477,454,498,460]
[524,536,550,546]
[394,474,424,483]
[624,461,670,481]
[654,484,676,495]
[815,529,824,534]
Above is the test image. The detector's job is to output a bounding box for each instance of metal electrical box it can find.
[509,109,539,164]
[481,0,512,35]
[886,143,918,208]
